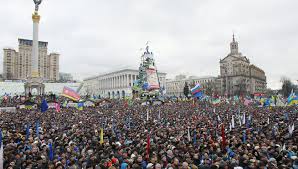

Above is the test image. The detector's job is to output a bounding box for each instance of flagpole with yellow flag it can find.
[100,128,104,145]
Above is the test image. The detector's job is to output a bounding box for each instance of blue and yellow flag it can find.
[288,90,298,106]
[76,102,84,111]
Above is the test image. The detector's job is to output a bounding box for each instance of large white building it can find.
[166,75,217,96]
[80,69,166,98]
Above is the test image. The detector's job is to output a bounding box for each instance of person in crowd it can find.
[0,96,297,169]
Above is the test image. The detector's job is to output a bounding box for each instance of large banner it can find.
[48,103,57,109]
[61,86,80,101]
[146,68,160,90]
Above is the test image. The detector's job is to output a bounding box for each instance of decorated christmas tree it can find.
[132,44,161,100]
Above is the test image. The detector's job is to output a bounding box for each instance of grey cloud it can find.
[0,0,297,88]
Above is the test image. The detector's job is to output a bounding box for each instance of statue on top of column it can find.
[33,0,42,12]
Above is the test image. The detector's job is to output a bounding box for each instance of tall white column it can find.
[125,75,128,88]
[99,79,101,89]
[32,12,40,78]
[118,76,120,88]
[114,77,116,88]
[104,78,107,89]
[107,78,109,89]
[110,77,112,88]
[111,77,114,89]
[123,75,125,87]
[106,78,108,89]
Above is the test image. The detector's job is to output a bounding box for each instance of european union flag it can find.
[41,99,48,112]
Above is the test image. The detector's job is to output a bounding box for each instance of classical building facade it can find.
[80,69,166,98]
[166,75,217,96]
[218,35,266,96]
[3,39,59,82]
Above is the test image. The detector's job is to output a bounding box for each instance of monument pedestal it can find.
[24,77,45,96]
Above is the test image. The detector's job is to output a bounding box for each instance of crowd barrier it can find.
[0,107,17,113]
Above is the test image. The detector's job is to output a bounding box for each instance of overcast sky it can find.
[0,0,297,89]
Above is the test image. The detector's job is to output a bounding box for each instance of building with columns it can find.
[166,75,217,97]
[80,69,166,98]
[218,35,266,96]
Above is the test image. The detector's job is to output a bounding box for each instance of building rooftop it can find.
[18,38,48,47]
[3,48,16,51]
[167,75,216,82]
[84,68,166,81]
[250,64,265,74]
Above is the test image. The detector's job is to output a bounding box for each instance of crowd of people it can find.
[0,98,297,169]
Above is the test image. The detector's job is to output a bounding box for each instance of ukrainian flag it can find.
[288,91,298,106]
[76,102,84,110]
[259,98,265,106]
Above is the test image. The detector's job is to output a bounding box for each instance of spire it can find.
[230,33,239,54]
[145,41,150,54]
